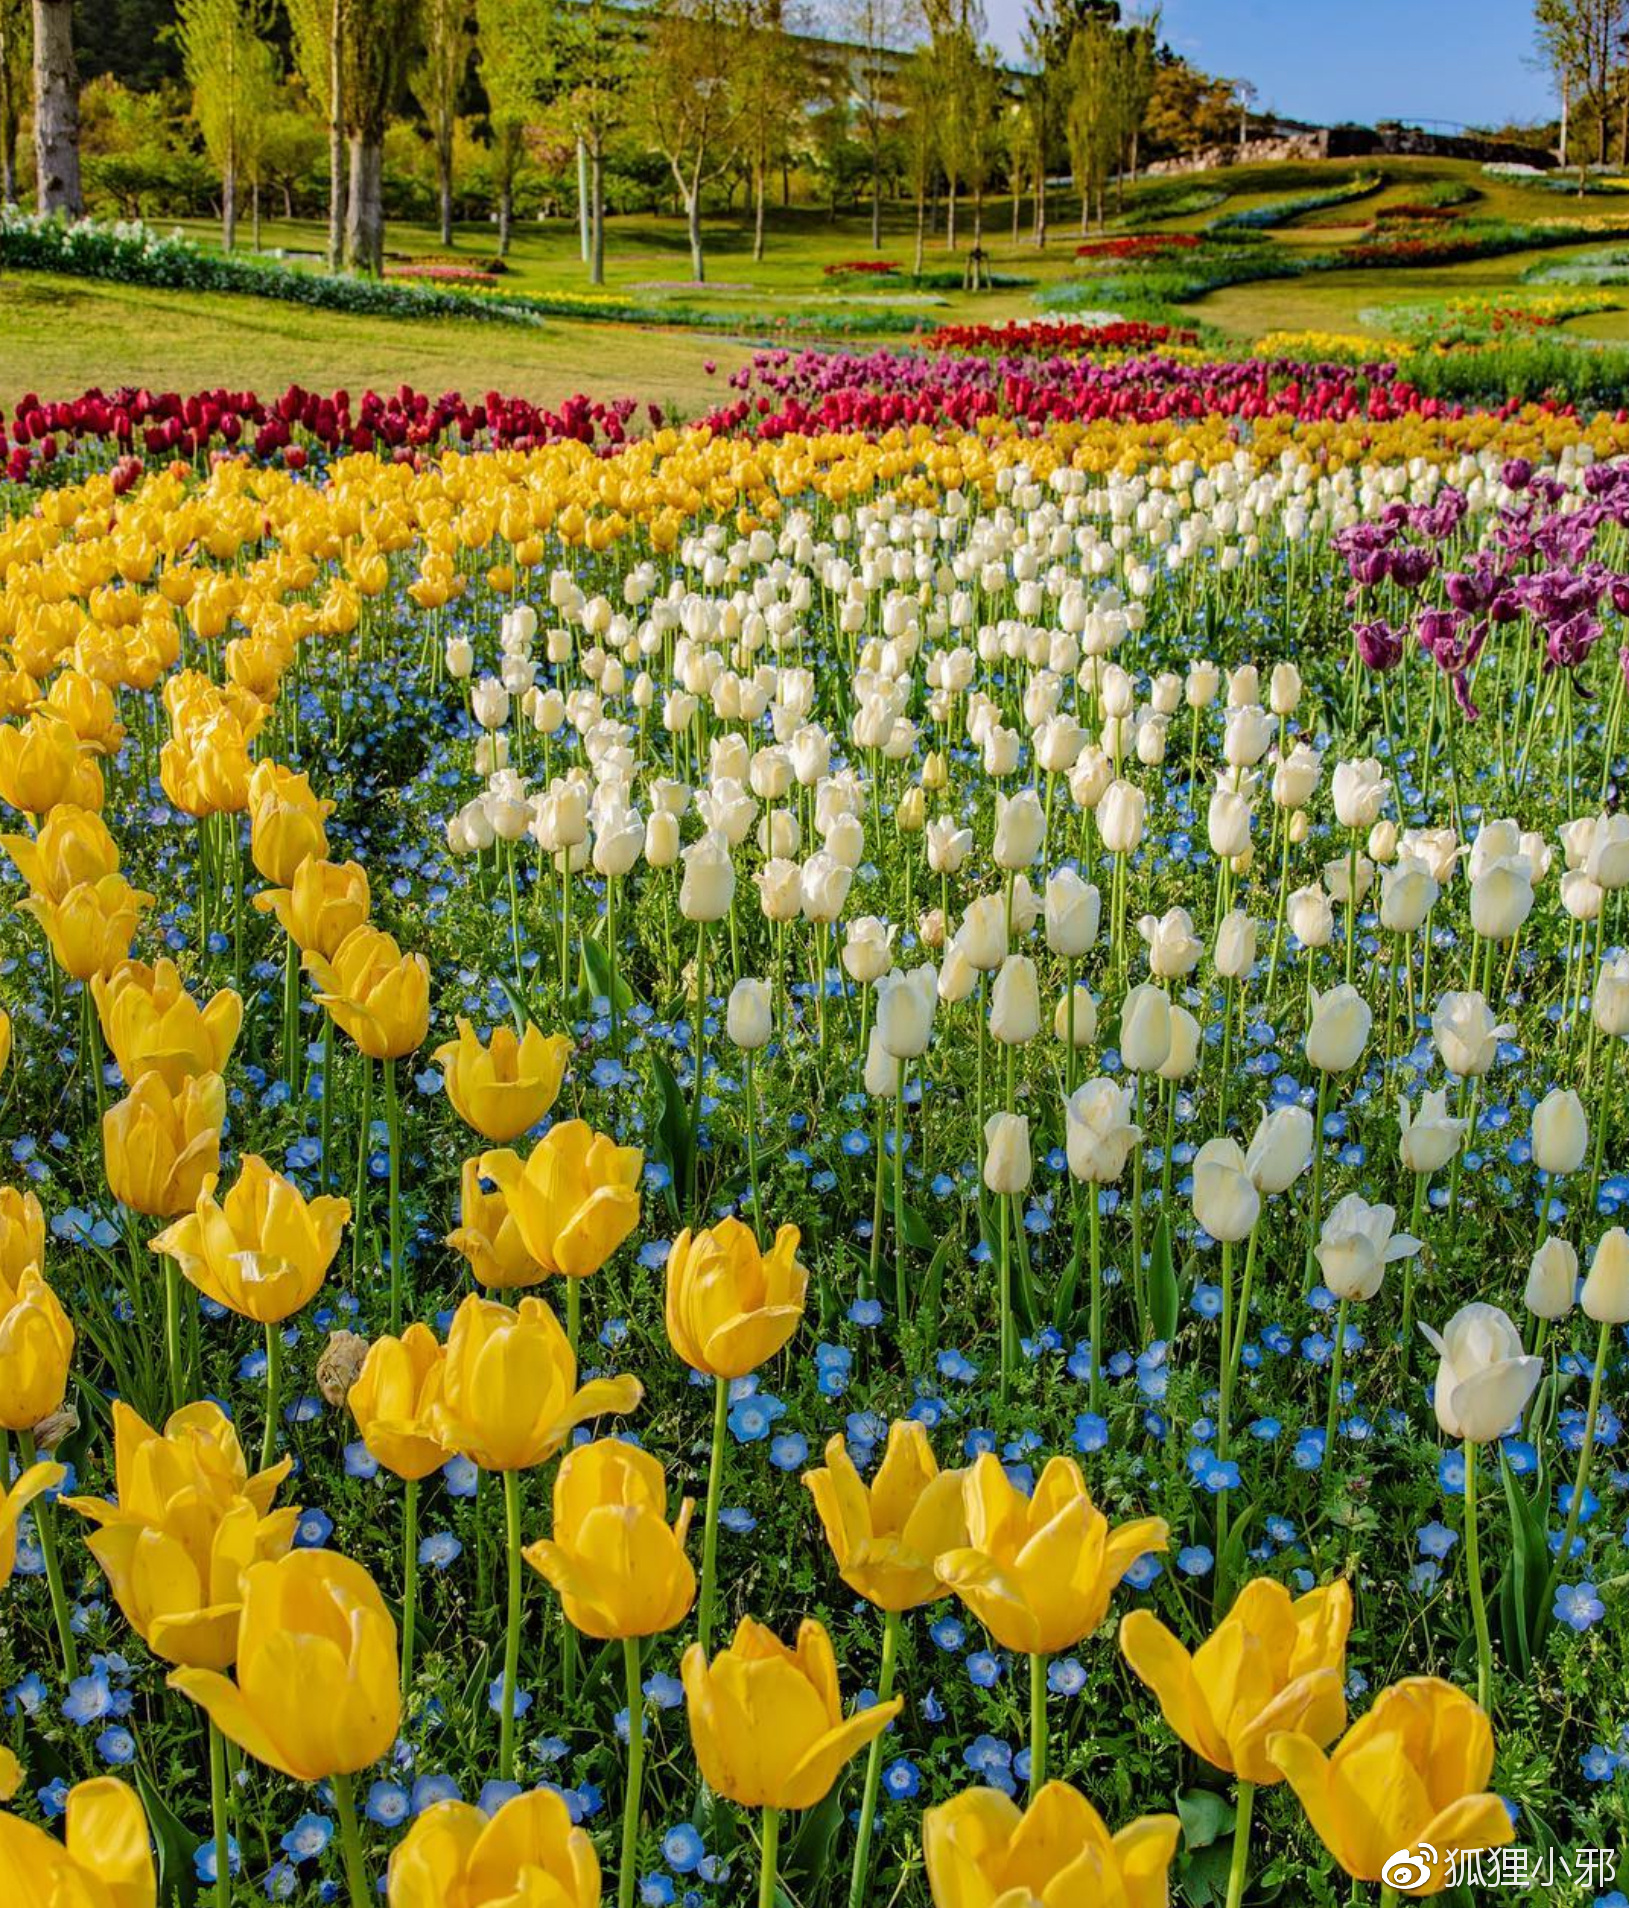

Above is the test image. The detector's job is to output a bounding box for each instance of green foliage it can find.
[1208,171,1383,232]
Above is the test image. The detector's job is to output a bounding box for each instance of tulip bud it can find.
[1524,1237,1577,1321]
[1119,983,1172,1073]
[988,954,1040,1045]
[1531,1087,1587,1177]
[1192,1137,1259,1243]
[1054,984,1097,1047]
[1583,1226,1629,1324]
[982,1113,1032,1195]
[727,978,773,1051]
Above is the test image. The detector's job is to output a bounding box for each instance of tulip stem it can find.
[1540,1316,1610,1635]
[401,1476,419,1704]
[689,920,707,1223]
[164,1257,185,1413]
[744,1049,761,1224]
[331,1770,372,1908]
[383,1057,404,1335]
[351,1052,372,1275]
[1324,1295,1350,1470]
[500,1468,523,1781]
[1223,1780,1255,1908]
[758,1807,780,1908]
[848,1609,901,1908]
[1401,1173,1427,1386]
[261,1321,283,1471]
[1028,1650,1048,1795]
[1380,1890,1402,1908]
[997,1183,1013,1408]
[1462,1439,1493,1714]
[1087,1187,1103,1416]
[18,1431,78,1682]
[697,1374,728,1656]
[893,1058,907,1326]
[319,1017,336,1196]
[618,1636,645,1908]
[1303,1071,1330,1295]
[208,1719,230,1908]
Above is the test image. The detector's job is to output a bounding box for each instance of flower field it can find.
[1,344,1628,1908]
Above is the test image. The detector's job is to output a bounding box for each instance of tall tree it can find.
[286,0,349,271]
[1066,10,1122,230]
[1535,0,1629,164]
[899,41,935,273]
[734,0,804,260]
[177,0,277,252]
[476,0,553,256]
[555,0,633,284]
[0,0,26,203]
[343,0,416,272]
[1023,0,1112,246]
[32,0,81,213]
[634,0,743,283]
[838,0,910,250]
[412,0,473,244]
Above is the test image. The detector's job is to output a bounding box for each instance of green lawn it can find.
[7,155,1629,404]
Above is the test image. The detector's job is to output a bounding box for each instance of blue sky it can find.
[979,0,1555,130]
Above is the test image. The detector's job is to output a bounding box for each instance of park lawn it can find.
[0,272,752,414]
[12,155,1629,406]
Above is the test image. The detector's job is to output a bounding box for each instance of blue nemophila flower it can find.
[1047,1658,1087,1697]
[195,1838,240,1882]
[418,1531,463,1569]
[443,1455,479,1498]
[718,1507,756,1535]
[1178,1546,1214,1577]
[1581,1743,1621,1783]
[1072,1412,1109,1453]
[929,1616,966,1652]
[883,1758,921,1800]
[727,1394,785,1443]
[966,1652,1002,1689]
[1553,1581,1605,1633]
[479,1780,523,1815]
[639,1876,675,1907]
[662,1824,705,1873]
[768,1432,808,1471]
[95,1725,136,1765]
[281,1813,334,1863]
[411,1774,462,1814]
[1416,1521,1458,1560]
[295,1509,334,1548]
[343,1441,379,1481]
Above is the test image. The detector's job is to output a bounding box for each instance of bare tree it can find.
[1535,0,1629,165]
[31,0,79,215]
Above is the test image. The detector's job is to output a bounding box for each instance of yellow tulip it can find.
[523,1438,695,1639]
[0,712,81,816]
[444,1157,544,1291]
[62,1400,298,1670]
[248,770,333,888]
[0,804,120,903]
[0,1744,17,1802]
[92,960,243,1090]
[169,1549,400,1780]
[431,1291,642,1472]
[1,1460,66,1583]
[150,1156,351,1324]
[681,1615,903,1812]
[664,1219,808,1378]
[347,1325,449,1482]
[0,1775,156,1908]
[0,1267,75,1431]
[306,924,430,1060]
[922,1780,1181,1908]
[386,1790,600,1908]
[1267,1677,1514,1893]
[477,1121,641,1280]
[0,1008,9,1084]
[1120,1577,1351,1785]
[103,1072,225,1219]
[0,1188,45,1299]
[804,1420,968,1612]
[434,1017,571,1142]
[935,1454,1169,1656]
[159,723,251,818]
[45,670,125,758]
[20,873,154,981]
[252,856,371,959]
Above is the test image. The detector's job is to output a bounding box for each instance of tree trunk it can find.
[1559,79,1569,166]
[1011,175,1020,243]
[222,158,237,252]
[870,128,881,248]
[752,150,766,261]
[31,0,80,216]
[590,138,605,286]
[344,134,383,275]
[686,177,704,281]
[326,0,346,271]
[438,130,453,246]
[498,178,513,257]
[1034,156,1046,248]
[0,45,17,204]
[577,138,590,265]
[913,180,925,276]
[946,177,957,250]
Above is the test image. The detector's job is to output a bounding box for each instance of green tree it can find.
[475,0,553,255]
[176,0,278,250]
[633,0,744,283]
[286,0,349,269]
[0,0,26,202]
[33,0,82,213]
[342,0,417,272]
[554,0,636,283]
[412,0,473,244]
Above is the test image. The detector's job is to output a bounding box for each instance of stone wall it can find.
[1146,124,1555,177]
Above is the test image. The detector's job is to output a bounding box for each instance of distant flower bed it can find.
[385,262,503,286]
[1252,329,1405,366]
[1074,233,1201,261]
[823,259,901,277]
[922,319,1196,354]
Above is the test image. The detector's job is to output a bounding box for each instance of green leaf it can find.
[1501,1448,1550,1665]
[495,975,533,1034]
[784,1784,847,1892]
[1148,1213,1178,1344]
[579,931,638,1013]
[648,1052,693,1224]
[1175,1785,1236,1851]
[134,1760,200,1908]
